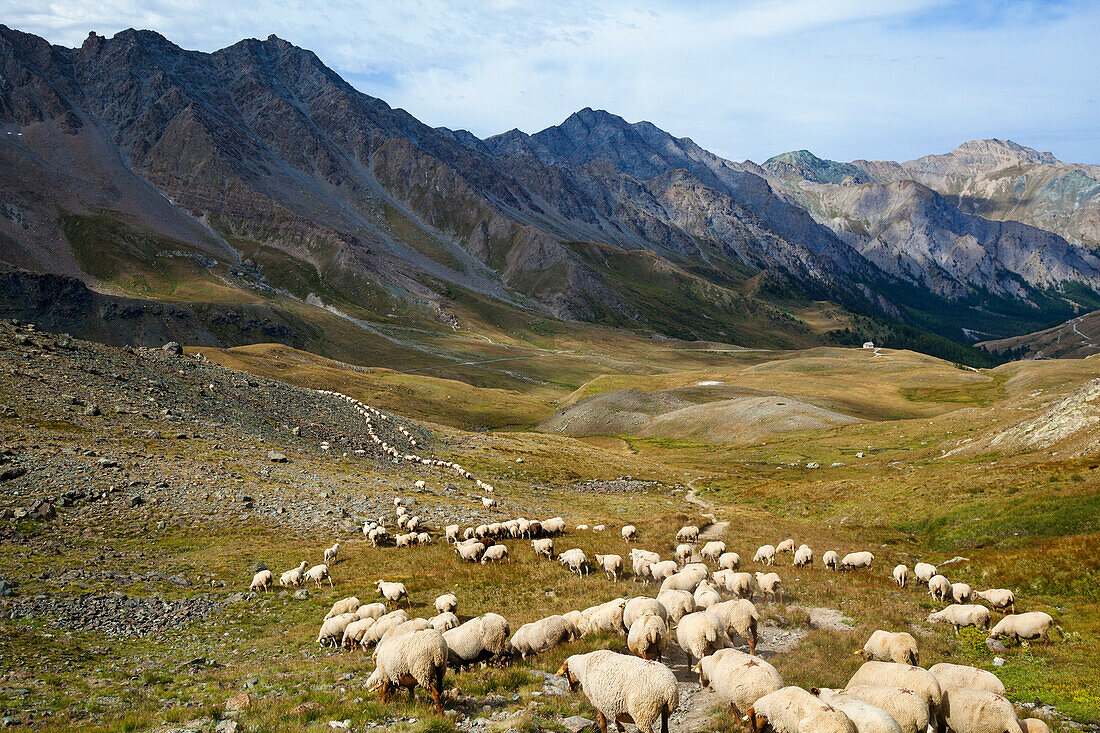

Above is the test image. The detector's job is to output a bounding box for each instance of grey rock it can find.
[251,562,268,573]
[562,716,595,733]
[985,637,1007,653]
[992,656,1006,667]
[163,342,183,355]
[267,451,287,463]
[85,404,101,416]
[214,721,238,733]
[292,589,310,600]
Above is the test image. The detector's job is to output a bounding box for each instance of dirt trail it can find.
[684,476,728,540]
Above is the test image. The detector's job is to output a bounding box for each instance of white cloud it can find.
[6,0,1099,163]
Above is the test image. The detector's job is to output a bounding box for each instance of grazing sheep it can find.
[510,615,577,658]
[928,574,952,602]
[445,524,460,544]
[542,517,566,536]
[715,571,755,601]
[754,572,783,604]
[892,564,909,588]
[622,525,638,542]
[950,582,973,604]
[811,688,903,733]
[317,613,358,647]
[324,542,339,565]
[250,570,273,593]
[776,539,795,554]
[442,612,511,670]
[941,688,1022,733]
[305,563,333,588]
[631,548,661,565]
[701,541,727,562]
[914,562,937,584]
[695,648,782,719]
[974,589,1016,614]
[595,553,624,582]
[657,589,696,624]
[928,662,1005,696]
[649,560,680,584]
[676,611,732,665]
[628,615,670,661]
[710,598,761,654]
[455,540,486,563]
[407,516,422,533]
[837,686,931,733]
[531,537,554,560]
[857,630,919,665]
[416,532,431,545]
[324,596,361,620]
[481,544,509,564]
[434,593,458,615]
[1019,720,1052,733]
[279,561,308,587]
[675,543,695,566]
[564,610,589,637]
[718,552,741,571]
[623,597,668,630]
[482,497,496,509]
[559,548,590,576]
[369,628,448,715]
[430,611,460,633]
[584,598,628,637]
[356,602,387,620]
[847,661,943,732]
[342,617,376,649]
[376,580,410,608]
[823,550,841,571]
[676,525,700,544]
[840,551,874,570]
[753,545,777,565]
[660,564,708,593]
[746,686,856,733]
[558,650,679,733]
[793,545,814,568]
[989,612,1054,646]
[593,524,606,532]
[928,604,992,634]
[693,580,722,609]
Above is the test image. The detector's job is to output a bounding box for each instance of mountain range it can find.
[3,25,1100,365]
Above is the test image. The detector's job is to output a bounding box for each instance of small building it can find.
[862,341,875,349]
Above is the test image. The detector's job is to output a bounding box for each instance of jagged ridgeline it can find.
[2,26,1100,367]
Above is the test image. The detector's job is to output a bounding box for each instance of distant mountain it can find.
[2,26,1098,365]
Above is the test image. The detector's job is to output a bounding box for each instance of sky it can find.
[7,0,1100,164]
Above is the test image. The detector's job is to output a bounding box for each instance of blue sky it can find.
[8,0,1099,164]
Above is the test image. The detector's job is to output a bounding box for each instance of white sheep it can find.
[324,596,361,620]
[481,544,509,564]
[376,579,410,607]
[941,688,1022,733]
[595,553,624,582]
[649,560,679,584]
[510,615,577,658]
[858,630,919,665]
[564,610,589,637]
[714,571,755,601]
[416,532,431,545]
[793,545,814,568]
[1020,720,1052,733]
[928,662,1005,696]
[627,615,669,661]
[442,612,511,670]
[323,542,339,565]
[341,617,376,649]
[445,524,460,544]
[676,525,699,544]
[675,610,732,665]
[250,569,273,593]
[914,562,937,584]
[305,563,332,588]
[656,589,696,624]
[621,525,638,542]
[823,550,841,570]
[746,686,856,733]
[360,611,410,647]
[892,564,909,588]
[701,541,726,563]
[710,598,761,654]
[753,545,776,565]
[831,686,930,733]
[693,580,722,609]
[542,516,566,536]
[659,564,708,594]
[482,497,496,509]
[279,561,308,587]
[928,574,952,601]
[847,661,943,732]
[675,543,694,566]
[455,540,485,563]
[694,648,782,719]
[531,537,554,560]
[583,598,628,637]
[434,593,458,615]
[950,582,973,604]
[989,611,1054,646]
[754,572,783,604]
[317,612,357,647]
[840,551,874,570]
[559,548,590,576]
[356,602,387,620]
[810,689,903,733]
[368,628,448,715]
[430,611,460,633]
[718,552,741,571]
[414,480,426,489]
[776,539,795,554]
[557,650,680,733]
[974,589,1016,614]
[623,597,668,630]
[927,604,992,634]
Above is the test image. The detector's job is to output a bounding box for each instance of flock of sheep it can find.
[247,505,1055,733]
[244,389,1061,732]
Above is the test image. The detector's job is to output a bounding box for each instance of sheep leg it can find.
[749,630,758,656]
[379,680,392,703]
[327,576,333,588]
[661,710,670,733]
[596,710,609,733]
[430,680,444,716]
